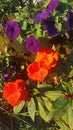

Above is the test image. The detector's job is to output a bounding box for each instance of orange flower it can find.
[3,79,29,106]
[36,48,58,69]
[27,62,48,82]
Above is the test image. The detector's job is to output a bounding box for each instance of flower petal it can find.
[67,11,73,29]
[26,35,40,54]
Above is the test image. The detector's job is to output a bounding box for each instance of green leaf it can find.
[52,96,67,110]
[52,44,56,51]
[56,22,62,31]
[53,109,65,118]
[57,119,70,130]
[62,81,73,93]
[13,101,25,114]
[21,21,27,30]
[69,2,73,9]
[45,91,63,101]
[62,113,68,124]
[43,0,50,8]
[60,0,68,3]
[35,24,42,37]
[37,97,53,122]
[27,98,36,121]
[32,88,40,96]
[17,35,23,44]
[42,96,52,111]
[67,101,73,130]
[14,13,21,22]
[37,82,52,88]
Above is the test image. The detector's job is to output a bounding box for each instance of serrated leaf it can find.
[37,97,53,122]
[27,98,36,121]
[52,96,67,110]
[13,101,25,114]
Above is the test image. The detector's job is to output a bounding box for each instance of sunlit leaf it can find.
[45,91,63,101]
[21,21,27,30]
[56,22,62,31]
[43,0,50,8]
[32,88,40,96]
[35,24,42,38]
[27,98,36,121]
[52,44,56,51]
[62,113,68,124]
[13,101,25,114]
[57,119,70,130]
[17,35,23,44]
[62,81,73,93]
[67,100,73,130]
[42,96,52,111]
[37,97,53,122]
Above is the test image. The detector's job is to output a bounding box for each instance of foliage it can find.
[0,0,73,130]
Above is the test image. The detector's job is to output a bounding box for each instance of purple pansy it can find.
[43,19,58,37]
[26,35,40,54]
[34,0,59,23]
[67,11,73,29]
[4,20,20,40]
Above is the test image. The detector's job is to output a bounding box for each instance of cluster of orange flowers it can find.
[3,48,58,107]
[27,48,58,82]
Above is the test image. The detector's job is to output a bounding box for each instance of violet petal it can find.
[4,20,20,40]
[26,35,40,54]
[67,11,73,29]
[43,19,58,37]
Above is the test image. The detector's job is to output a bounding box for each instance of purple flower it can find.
[4,20,20,40]
[34,12,49,24]
[26,35,40,54]
[3,73,10,78]
[67,11,73,29]
[11,66,16,71]
[34,0,59,24]
[45,0,59,13]
[43,19,58,37]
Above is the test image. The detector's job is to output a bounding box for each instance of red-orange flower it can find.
[36,48,58,69]
[27,62,48,82]
[3,79,29,106]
